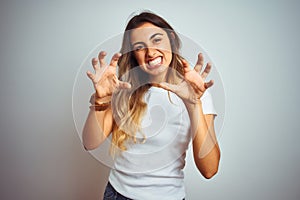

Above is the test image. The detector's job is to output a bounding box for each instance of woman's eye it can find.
[153,38,162,43]
[134,46,144,51]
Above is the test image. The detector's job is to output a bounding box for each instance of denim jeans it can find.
[103,182,185,200]
[103,182,132,200]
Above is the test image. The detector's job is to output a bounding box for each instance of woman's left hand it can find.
[157,53,214,104]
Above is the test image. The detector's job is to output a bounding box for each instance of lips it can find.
[147,56,162,69]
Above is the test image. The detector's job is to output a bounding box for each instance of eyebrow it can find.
[131,33,164,46]
[150,33,163,40]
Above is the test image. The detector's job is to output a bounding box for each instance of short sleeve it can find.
[200,89,217,116]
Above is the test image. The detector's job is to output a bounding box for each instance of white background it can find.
[0,0,299,199]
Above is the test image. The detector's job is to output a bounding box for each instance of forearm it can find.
[186,102,220,178]
[82,96,113,150]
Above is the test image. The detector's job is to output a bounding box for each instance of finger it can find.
[91,58,100,71]
[86,71,96,82]
[194,53,204,72]
[98,51,107,67]
[111,74,118,84]
[182,59,191,73]
[201,62,212,79]
[118,81,132,89]
[204,80,214,89]
[110,53,122,67]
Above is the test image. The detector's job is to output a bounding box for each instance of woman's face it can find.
[130,22,173,82]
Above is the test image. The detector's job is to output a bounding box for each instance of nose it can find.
[146,47,157,58]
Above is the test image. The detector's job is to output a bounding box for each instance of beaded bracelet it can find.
[89,93,111,111]
[89,101,111,111]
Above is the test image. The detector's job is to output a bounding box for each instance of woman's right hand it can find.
[86,51,131,98]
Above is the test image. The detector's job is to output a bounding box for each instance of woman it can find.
[83,11,220,200]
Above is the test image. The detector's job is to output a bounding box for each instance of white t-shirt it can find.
[109,87,217,200]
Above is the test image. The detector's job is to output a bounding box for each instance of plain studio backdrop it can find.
[0,1,299,200]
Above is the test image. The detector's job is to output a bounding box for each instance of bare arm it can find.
[82,51,131,150]
[157,53,221,179]
[186,102,220,179]
[82,98,113,150]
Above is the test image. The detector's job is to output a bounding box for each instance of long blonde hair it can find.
[111,12,185,155]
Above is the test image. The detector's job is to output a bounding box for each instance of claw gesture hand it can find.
[86,51,131,98]
[158,53,214,104]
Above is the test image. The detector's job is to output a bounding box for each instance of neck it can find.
[148,68,169,84]
[149,74,166,83]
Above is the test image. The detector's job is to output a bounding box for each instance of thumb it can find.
[118,81,132,89]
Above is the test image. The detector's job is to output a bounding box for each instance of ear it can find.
[170,31,176,40]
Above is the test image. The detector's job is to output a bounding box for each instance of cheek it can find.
[165,42,173,62]
[165,52,173,64]
[160,41,173,56]
[134,52,144,64]
[162,47,173,61]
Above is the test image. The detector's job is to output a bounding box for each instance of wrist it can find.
[184,99,201,108]
[89,93,111,111]
[184,100,202,114]
[90,93,111,105]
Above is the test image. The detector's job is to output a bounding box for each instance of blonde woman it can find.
[83,12,220,200]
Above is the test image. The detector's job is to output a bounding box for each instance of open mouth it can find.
[147,56,162,69]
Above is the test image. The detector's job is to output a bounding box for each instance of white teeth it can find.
[148,57,162,67]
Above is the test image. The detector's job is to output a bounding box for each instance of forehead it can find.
[130,22,167,42]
